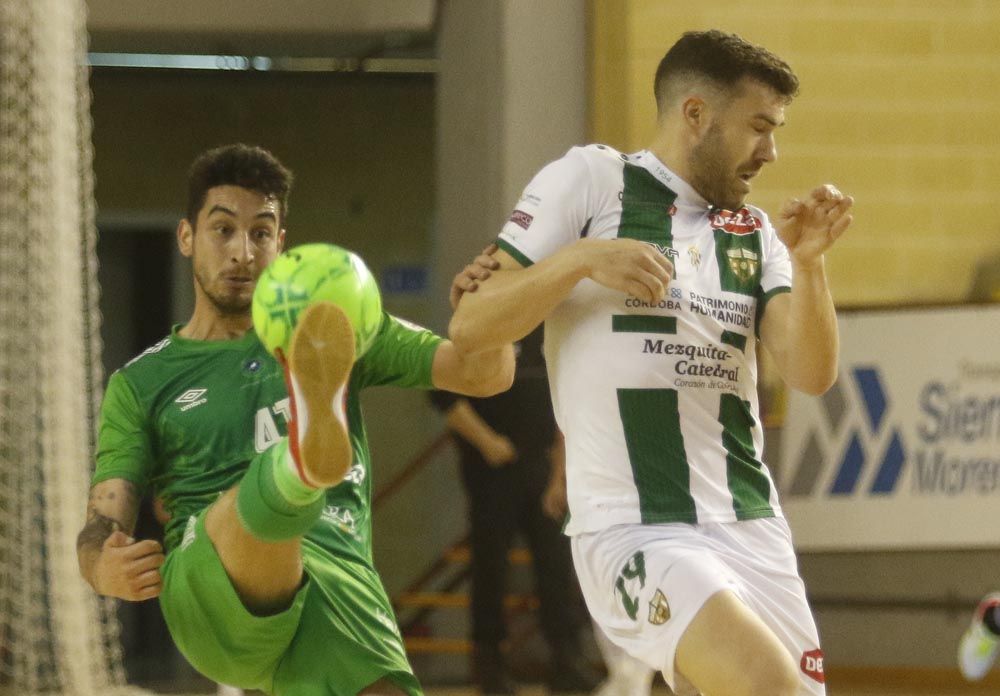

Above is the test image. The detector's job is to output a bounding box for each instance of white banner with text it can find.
[778,306,1000,550]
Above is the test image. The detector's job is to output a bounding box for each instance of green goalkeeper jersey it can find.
[92,312,442,563]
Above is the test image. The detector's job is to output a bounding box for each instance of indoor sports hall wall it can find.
[588,0,1000,306]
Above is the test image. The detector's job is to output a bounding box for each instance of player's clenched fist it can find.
[90,531,165,601]
[574,238,674,304]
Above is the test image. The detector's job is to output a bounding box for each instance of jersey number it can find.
[614,551,646,621]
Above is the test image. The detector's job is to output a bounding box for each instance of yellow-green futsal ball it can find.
[253,243,382,359]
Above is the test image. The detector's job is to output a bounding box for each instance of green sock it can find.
[236,439,325,542]
[270,438,325,505]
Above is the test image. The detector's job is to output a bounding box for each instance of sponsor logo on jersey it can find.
[648,243,679,261]
[321,505,361,539]
[687,245,701,268]
[800,649,825,683]
[709,207,762,235]
[175,388,208,411]
[509,209,534,230]
[726,248,759,283]
[648,589,670,625]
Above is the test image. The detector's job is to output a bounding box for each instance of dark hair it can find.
[654,30,799,111]
[186,144,294,227]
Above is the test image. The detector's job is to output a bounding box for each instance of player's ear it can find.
[681,96,709,133]
[177,219,194,258]
[277,228,286,253]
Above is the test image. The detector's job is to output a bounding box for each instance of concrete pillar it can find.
[433,0,586,331]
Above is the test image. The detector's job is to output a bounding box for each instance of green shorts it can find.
[160,510,422,696]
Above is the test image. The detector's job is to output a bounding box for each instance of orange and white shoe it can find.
[959,592,1000,681]
[281,301,355,488]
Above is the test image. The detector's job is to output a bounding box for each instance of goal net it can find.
[0,0,136,693]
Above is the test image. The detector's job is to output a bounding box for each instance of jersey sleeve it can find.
[92,371,154,492]
[496,147,594,267]
[352,312,444,390]
[755,210,793,331]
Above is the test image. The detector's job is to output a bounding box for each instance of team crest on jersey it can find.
[710,207,762,235]
[726,248,759,282]
[509,209,534,230]
[687,245,701,268]
[648,589,670,625]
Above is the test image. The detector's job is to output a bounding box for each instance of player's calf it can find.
[234,302,356,543]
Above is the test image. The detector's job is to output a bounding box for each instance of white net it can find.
[0,0,138,693]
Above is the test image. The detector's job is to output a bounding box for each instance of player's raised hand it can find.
[450,243,500,309]
[577,238,674,304]
[775,184,854,267]
[91,531,165,601]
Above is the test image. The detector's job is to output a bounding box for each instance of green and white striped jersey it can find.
[497,145,792,533]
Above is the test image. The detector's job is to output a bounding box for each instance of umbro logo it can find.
[175,388,208,411]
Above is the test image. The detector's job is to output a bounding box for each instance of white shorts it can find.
[571,517,825,696]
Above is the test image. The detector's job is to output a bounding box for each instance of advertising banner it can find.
[779,306,1000,550]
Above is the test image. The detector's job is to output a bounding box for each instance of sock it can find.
[236,439,325,542]
[271,437,326,505]
[984,604,1000,636]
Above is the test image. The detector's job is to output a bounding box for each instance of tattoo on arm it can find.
[76,514,122,552]
[77,480,139,551]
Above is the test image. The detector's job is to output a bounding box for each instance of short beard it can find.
[688,122,741,210]
[193,265,252,316]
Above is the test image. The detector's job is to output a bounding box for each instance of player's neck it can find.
[179,302,253,341]
[645,136,692,186]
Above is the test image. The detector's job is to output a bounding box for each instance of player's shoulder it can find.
[540,144,627,192]
[116,334,176,383]
[565,143,629,170]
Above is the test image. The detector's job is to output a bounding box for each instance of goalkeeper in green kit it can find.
[76,144,514,696]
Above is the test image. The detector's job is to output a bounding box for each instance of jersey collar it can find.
[630,150,711,210]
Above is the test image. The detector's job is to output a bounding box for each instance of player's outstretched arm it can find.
[449,239,673,353]
[77,478,164,601]
[761,184,854,395]
[431,340,515,398]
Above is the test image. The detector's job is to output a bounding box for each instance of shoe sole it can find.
[286,301,355,487]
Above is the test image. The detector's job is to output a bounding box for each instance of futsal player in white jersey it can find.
[449,30,853,696]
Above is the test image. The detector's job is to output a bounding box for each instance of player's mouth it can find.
[223,274,254,288]
[736,170,758,192]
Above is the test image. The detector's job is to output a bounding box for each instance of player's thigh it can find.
[273,543,423,696]
[675,589,799,696]
[718,517,826,693]
[571,524,734,695]
[160,511,306,692]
